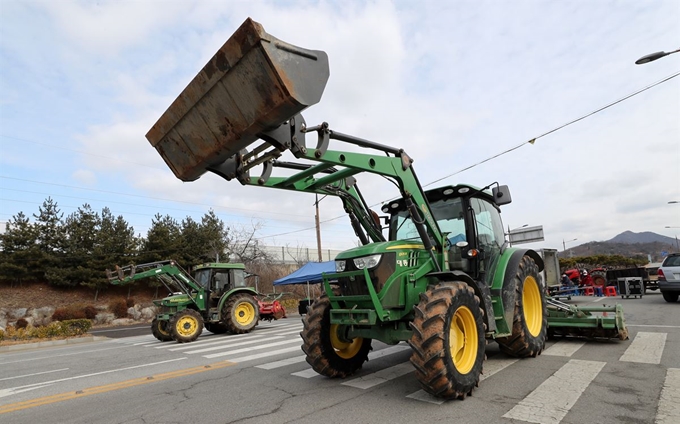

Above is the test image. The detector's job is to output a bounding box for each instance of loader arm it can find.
[107,260,201,300]
[207,117,445,270]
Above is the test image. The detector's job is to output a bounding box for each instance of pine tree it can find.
[0,212,38,286]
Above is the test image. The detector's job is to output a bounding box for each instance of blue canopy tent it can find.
[273,261,335,286]
[273,261,335,313]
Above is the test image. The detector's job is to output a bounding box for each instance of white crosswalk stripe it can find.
[542,340,585,357]
[657,368,680,424]
[503,359,605,424]
[620,332,667,364]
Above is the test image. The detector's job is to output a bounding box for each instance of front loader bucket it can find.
[146,18,330,182]
[546,299,629,341]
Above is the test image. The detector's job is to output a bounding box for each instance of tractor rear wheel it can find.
[496,255,547,357]
[205,323,228,334]
[301,295,372,378]
[151,318,173,342]
[408,281,485,400]
[591,270,607,289]
[170,309,203,343]
[223,293,259,334]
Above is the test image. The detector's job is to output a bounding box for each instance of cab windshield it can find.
[391,197,465,242]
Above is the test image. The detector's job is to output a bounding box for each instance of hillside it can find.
[564,231,678,262]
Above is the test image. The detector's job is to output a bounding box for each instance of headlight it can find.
[335,260,346,272]
[353,254,382,270]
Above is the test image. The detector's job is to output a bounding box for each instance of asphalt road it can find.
[1,292,678,424]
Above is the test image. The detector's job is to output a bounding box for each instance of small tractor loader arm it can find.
[144,17,628,399]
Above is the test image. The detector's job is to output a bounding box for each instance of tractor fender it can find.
[217,287,259,319]
[493,248,544,334]
[427,270,496,333]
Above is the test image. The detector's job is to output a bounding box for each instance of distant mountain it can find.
[607,231,677,245]
[563,231,678,263]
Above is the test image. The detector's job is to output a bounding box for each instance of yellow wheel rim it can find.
[449,305,478,374]
[176,315,198,337]
[523,276,543,337]
[157,321,170,336]
[234,301,256,326]
[330,324,363,359]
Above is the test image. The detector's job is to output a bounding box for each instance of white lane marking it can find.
[0,345,130,365]
[228,346,302,363]
[342,362,414,389]
[406,357,518,404]
[278,329,303,336]
[503,359,605,424]
[204,338,300,359]
[186,336,284,354]
[542,341,585,357]
[592,297,606,302]
[291,368,320,378]
[0,368,69,382]
[0,384,55,399]
[406,389,446,405]
[292,345,412,379]
[656,368,680,424]
[481,358,519,381]
[257,356,307,370]
[620,332,667,364]
[0,358,187,394]
[168,334,268,351]
[368,344,411,358]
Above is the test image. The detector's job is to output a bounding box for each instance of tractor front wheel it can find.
[170,309,203,343]
[408,281,485,400]
[301,295,372,378]
[151,318,173,342]
[223,294,259,334]
[496,255,547,357]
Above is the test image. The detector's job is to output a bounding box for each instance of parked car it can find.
[658,253,680,302]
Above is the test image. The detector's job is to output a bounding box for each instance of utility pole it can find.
[315,194,323,262]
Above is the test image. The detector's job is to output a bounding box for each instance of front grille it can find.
[337,253,396,296]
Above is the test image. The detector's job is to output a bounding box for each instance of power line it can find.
[424,70,680,187]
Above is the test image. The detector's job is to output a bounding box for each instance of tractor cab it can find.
[385,184,509,284]
[193,263,248,307]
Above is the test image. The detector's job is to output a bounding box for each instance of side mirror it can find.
[492,185,512,206]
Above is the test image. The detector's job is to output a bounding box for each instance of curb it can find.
[0,335,108,353]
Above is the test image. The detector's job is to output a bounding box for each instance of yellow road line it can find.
[0,361,234,414]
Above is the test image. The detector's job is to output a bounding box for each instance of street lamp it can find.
[635,48,680,65]
[562,238,577,252]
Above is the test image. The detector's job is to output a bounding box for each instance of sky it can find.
[1,0,679,256]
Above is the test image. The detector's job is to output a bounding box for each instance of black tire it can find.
[408,281,485,400]
[151,318,173,342]
[222,293,259,334]
[496,256,547,358]
[204,322,228,334]
[662,292,679,303]
[169,309,203,343]
[301,294,372,378]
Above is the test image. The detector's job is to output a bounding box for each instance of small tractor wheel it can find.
[151,318,173,342]
[169,309,203,343]
[590,270,607,289]
[204,323,228,334]
[496,256,547,358]
[408,281,485,400]
[223,293,259,334]
[662,292,679,303]
[301,295,372,378]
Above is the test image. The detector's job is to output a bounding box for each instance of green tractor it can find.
[108,260,260,343]
[143,18,627,398]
